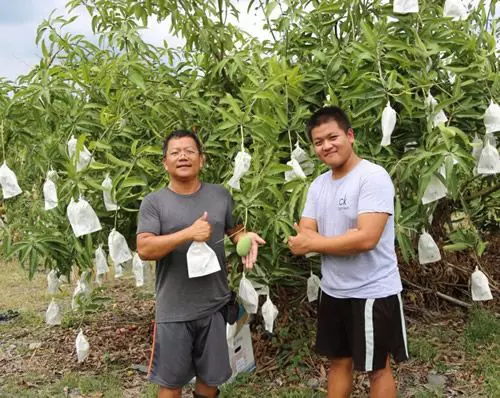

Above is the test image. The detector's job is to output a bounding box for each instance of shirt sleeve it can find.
[136,194,161,235]
[301,179,319,220]
[358,170,394,215]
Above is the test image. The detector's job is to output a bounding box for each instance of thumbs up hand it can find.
[288,222,318,256]
[189,211,212,242]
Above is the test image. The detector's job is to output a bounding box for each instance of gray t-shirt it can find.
[302,159,403,299]
[137,183,235,322]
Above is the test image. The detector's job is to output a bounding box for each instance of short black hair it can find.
[163,129,203,158]
[306,106,352,140]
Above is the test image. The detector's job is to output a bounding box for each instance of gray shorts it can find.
[147,311,232,388]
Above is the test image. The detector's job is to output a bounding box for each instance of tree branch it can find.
[464,182,500,201]
[436,291,471,308]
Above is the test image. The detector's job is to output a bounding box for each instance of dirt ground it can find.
[0,260,499,398]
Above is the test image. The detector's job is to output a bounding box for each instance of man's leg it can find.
[148,322,195,398]
[328,357,353,398]
[368,356,396,398]
[315,292,353,398]
[193,378,219,397]
[158,386,182,398]
[192,312,232,397]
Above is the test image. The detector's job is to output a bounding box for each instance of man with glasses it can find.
[137,130,265,398]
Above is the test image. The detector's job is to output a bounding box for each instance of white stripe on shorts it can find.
[364,299,375,372]
[397,293,409,358]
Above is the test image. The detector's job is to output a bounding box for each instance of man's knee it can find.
[368,365,392,383]
[330,357,353,372]
[158,386,182,398]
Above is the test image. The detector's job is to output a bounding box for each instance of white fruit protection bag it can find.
[471,134,483,160]
[132,252,146,287]
[477,141,500,175]
[47,269,60,294]
[381,101,397,147]
[67,135,92,171]
[228,151,252,190]
[443,0,468,20]
[79,271,92,295]
[108,228,132,265]
[285,142,314,182]
[470,267,493,301]
[95,245,109,276]
[418,231,442,264]
[71,280,86,311]
[101,174,120,211]
[67,197,102,237]
[484,101,500,134]
[393,0,419,14]
[76,329,90,363]
[43,170,58,210]
[307,272,321,302]
[114,263,124,279]
[186,242,221,279]
[426,93,447,127]
[262,294,279,334]
[0,161,22,199]
[238,273,259,314]
[422,175,448,205]
[46,298,62,326]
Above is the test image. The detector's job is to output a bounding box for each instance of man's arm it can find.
[289,213,388,256]
[137,212,211,260]
[137,230,192,260]
[299,217,318,232]
[310,212,388,255]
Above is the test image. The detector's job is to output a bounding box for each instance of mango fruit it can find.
[236,234,251,257]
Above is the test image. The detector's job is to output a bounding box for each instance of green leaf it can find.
[120,176,147,188]
[106,153,134,168]
[129,68,145,90]
[443,242,471,252]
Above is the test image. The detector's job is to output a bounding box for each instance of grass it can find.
[408,335,440,363]
[414,390,444,398]
[464,306,500,350]
[0,261,46,312]
[465,306,500,397]
[0,371,125,398]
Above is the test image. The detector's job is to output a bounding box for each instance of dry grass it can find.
[0,261,47,312]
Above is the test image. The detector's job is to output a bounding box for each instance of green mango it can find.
[236,235,251,257]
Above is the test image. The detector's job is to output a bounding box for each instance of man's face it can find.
[163,137,203,181]
[311,120,354,169]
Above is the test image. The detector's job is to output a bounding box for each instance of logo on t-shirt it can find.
[338,194,349,210]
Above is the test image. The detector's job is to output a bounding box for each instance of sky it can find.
[0,0,274,81]
[0,1,498,81]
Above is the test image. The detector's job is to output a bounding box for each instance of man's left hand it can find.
[288,223,319,255]
[242,232,266,271]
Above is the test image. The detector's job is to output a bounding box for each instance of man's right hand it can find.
[188,211,212,242]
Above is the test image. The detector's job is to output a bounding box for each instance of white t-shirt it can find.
[302,159,403,299]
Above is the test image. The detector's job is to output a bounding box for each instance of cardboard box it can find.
[225,304,255,382]
[226,323,255,381]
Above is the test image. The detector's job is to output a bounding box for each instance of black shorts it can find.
[148,311,232,388]
[316,290,409,372]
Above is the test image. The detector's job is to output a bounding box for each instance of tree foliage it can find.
[0,0,498,286]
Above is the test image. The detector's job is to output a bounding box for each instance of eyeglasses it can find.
[166,148,200,159]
